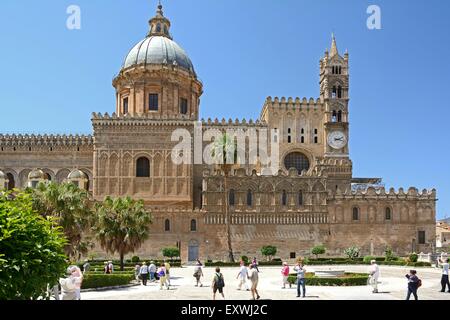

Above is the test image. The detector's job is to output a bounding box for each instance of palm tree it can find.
[211,133,238,263]
[30,182,93,260]
[93,196,152,271]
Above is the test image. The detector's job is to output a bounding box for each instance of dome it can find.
[68,169,87,180]
[122,36,196,75]
[28,169,46,180]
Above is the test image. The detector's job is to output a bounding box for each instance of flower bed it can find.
[287,272,369,286]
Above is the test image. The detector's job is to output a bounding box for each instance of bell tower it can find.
[320,34,350,158]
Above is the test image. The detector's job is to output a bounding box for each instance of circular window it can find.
[284,152,310,173]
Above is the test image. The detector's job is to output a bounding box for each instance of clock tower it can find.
[320,35,350,158]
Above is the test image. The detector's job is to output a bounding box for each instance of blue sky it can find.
[0,0,449,219]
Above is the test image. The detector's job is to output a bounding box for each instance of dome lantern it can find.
[147,2,172,39]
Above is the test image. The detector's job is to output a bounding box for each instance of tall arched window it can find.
[6,173,15,190]
[332,86,337,98]
[282,190,288,206]
[352,207,359,221]
[190,219,197,232]
[247,189,252,207]
[229,189,235,206]
[337,110,342,122]
[337,86,342,98]
[332,110,337,122]
[165,219,170,232]
[156,23,161,32]
[385,207,392,220]
[136,157,150,177]
[298,191,303,206]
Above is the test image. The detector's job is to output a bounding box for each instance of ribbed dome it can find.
[122,36,196,75]
[28,169,46,180]
[68,169,87,180]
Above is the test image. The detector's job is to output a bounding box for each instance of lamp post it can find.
[205,240,209,262]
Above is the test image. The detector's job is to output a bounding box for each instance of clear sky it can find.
[0,0,449,219]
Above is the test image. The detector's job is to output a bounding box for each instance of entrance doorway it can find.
[188,240,199,262]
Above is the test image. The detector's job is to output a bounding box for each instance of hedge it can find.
[82,274,135,289]
[85,271,135,275]
[304,259,431,267]
[205,260,282,267]
[287,273,369,286]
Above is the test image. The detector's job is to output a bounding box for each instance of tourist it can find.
[164,260,171,286]
[193,259,204,287]
[212,267,225,300]
[158,264,169,290]
[294,261,306,298]
[104,261,110,274]
[247,264,260,300]
[281,262,291,289]
[438,258,450,293]
[368,260,380,293]
[108,261,114,273]
[405,270,420,300]
[149,261,157,282]
[59,266,83,300]
[252,257,260,272]
[135,263,141,281]
[71,266,83,300]
[82,261,90,274]
[236,262,249,291]
[139,262,149,286]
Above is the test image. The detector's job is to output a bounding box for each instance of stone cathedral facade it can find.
[0,5,436,261]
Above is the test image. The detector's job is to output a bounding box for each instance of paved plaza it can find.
[81,265,450,300]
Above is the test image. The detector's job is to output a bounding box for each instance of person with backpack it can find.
[212,267,225,300]
[158,264,169,290]
[405,269,421,300]
[139,262,149,286]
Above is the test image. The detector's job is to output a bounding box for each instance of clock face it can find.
[327,131,347,150]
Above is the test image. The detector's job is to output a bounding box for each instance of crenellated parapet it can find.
[0,134,93,149]
[200,118,267,128]
[334,186,437,201]
[260,96,324,119]
[91,112,196,127]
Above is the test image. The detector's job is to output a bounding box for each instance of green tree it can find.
[311,245,326,259]
[30,182,93,260]
[93,196,152,271]
[261,245,277,261]
[162,247,180,261]
[0,191,67,300]
[211,133,239,263]
[344,246,360,260]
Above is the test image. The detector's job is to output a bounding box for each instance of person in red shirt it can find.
[281,262,291,289]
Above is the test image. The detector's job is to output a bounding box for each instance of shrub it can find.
[384,246,398,261]
[82,274,135,289]
[344,246,360,260]
[363,256,376,263]
[311,245,326,259]
[162,247,180,261]
[261,246,277,261]
[240,256,249,264]
[287,273,369,286]
[131,256,140,263]
[409,253,418,263]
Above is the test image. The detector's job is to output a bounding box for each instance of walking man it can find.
[438,258,450,293]
[149,261,157,282]
[294,261,306,298]
[212,267,225,300]
[140,262,149,286]
[247,264,260,300]
[368,260,380,293]
[236,262,249,291]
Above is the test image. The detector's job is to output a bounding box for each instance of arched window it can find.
[6,173,15,190]
[287,136,292,143]
[332,86,337,98]
[314,136,318,144]
[301,136,305,143]
[180,98,188,115]
[123,97,129,114]
[301,128,304,134]
[247,189,252,207]
[136,157,150,177]
[156,23,161,32]
[385,207,392,220]
[332,66,335,74]
[298,191,303,206]
[352,207,360,221]
[284,152,310,173]
[339,66,342,74]
[337,110,342,122]
[332,110,337,122]
[165,219,170,231]
[229,189,235,206]
[190,219,197,232]
[282,190,288,206]
[337,86,342,98]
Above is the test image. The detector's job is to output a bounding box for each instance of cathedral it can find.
[0,4,436,262]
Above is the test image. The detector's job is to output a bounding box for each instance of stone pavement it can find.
[81,265,450,300]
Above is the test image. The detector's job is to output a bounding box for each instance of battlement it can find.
[264,96,324,110]
[0,134,93,147]
[336,186,437,200]
[92,112,196,121]
[200,118,267,127]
